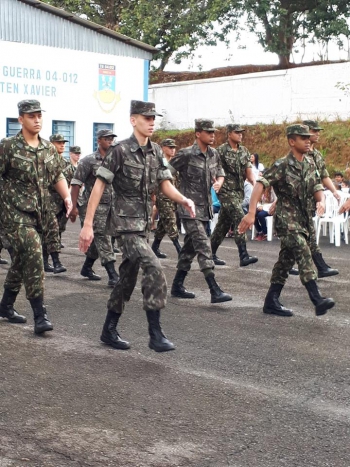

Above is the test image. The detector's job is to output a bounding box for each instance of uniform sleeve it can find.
[214,151,225,178]
[242,148,253,171]
[0,142,9,175]
[96,145,121,184]
[169,149,188,172]
[257,160,284,188]
[315,154,329,179]
[51,147,65,185]
[71,158,90,186]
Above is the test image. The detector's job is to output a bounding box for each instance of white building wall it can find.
[149,62,350,129]
[0,41,150,154]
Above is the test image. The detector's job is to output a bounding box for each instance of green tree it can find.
[218,1,350,67]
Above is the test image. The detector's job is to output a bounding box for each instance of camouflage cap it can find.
[195,119,216,131]
[160,138,177,148]
[50,134,69,143]
[130,100,162,117]
[70,146,81,153]
[302,120,324,131]
[286,124,311,137]
[226,123,245,132]
[97,129,117,139]
[18,99,44,114]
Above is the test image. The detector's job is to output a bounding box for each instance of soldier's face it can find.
[70,152,80,164]
[131,115,155,138]
[289,135,311,153]
[53,141,66,155]
[228,131,243,144]
[309,129,320,144]
[162,146,176,159]
[18,112,42,135]
[99,137,114,151]
[196,130,215,146]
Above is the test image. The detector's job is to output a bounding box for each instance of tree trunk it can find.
[278,54,291,68]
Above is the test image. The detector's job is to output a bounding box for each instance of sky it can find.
[163,29,350,72]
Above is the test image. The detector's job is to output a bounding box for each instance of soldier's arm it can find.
[160,180,195,217]
[322,176,341,201]
[53,178,72,216]
[245,167,256,186]
[314,189,326,216]
[79,179,106,252]
[238,182,265,233]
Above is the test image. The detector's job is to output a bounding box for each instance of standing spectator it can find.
[250,153,265,179]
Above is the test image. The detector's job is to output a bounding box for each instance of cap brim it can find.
[141,111,163,117]
[22,109,45,113]
[288,133,311,136]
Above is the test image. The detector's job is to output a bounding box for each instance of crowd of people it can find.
[1,98,349,352]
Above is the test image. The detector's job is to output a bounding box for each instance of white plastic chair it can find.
[316,192,349,246]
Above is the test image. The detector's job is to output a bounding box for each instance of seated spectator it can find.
[333,172,344,191]
[242,179,253,215]
[250,153,264,179]
[254,186,276,241]
[341,180,350,193]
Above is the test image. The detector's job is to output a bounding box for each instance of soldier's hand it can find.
[212,177,221,193]
[316,201,325,216]
[79,225,94,253]
[64,196,73,217]
[339,198,350,214]
[268,201,276,215]
[69,207,78,223]
[333,191,341,203]
[238,213,255,234]
[182,197,196,218]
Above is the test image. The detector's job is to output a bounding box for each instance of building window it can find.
[93,122,114,151]
[6,118,21,137]
[52,120,75,160]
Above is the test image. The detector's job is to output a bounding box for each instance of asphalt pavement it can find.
[0,221,349,467]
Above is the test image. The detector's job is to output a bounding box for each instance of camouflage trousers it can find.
[177,219,214,272]
[308,219,321,255]
[271,232,317,286]
[42,209,61,254]
[154,208,179,241]
[79,204,115,266]
[211,200,247,254]
[57,208,69,234]
[4,224,44,299]
[107,234,167,314]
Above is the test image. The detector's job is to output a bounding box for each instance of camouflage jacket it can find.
[258,151,323,237]
[217,142,252,201]
[49,158,76,214]
[71,150,113,206]
[0,131,65,228]
[155,158,179,212]
[169,141,225,221]
[96,134,172,234]
[308,148,329,180]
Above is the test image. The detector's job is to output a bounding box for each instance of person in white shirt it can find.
[250,153,264,179]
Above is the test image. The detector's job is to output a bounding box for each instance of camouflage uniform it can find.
[97,131,172,314]
[0,131,65,299]
[170,140,225,271]
[259,151,322,286]
[71,149,115,267]
[211,128,252,250]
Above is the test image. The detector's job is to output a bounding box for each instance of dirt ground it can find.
[1,221,350,466]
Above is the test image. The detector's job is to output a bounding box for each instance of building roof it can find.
[18,0,158,55]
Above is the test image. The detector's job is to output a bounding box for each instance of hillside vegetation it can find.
[153,119,350,177]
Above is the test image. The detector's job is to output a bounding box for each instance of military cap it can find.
[97,129,117,139]
[195,119,216,131]
[50,134,69,143]
[70,146,81,153]
[160,138,177,148]
[130,100,162,117]
[302,120,324,131]
[226,123,245,133]
[286,124,311,137]
[17,99,44,114]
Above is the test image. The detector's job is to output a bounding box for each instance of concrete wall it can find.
[149,62,350,129]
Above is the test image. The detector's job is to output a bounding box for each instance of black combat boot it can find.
[171,270,195,299]
[151,238,167,259]
[0,289,27,323]
[172,237,182,255]
[51,252,67,274]
[312,252,339,278]
[238,243,258,267]
[100,310,130,349]
[263,283,293,316]
[43,251,54,273]
[80,257,101,281]
[146,309,175,352]
[205,274,232,304]
[289,267,299,275]
[105,261,119,287]
[304,280,335,316]
[212,253,226,265]
[29,296,53,334]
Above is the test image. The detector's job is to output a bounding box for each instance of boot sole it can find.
[317,271,339,278]
[35,325,53,334]
[149,342,175,352]
[53,268,67,274]
[171,293,195,299]
[100,335,130,350]
[315,299,335,316]
[211,295,232,304]
[240,258,258,267]
[263,307,293,317]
